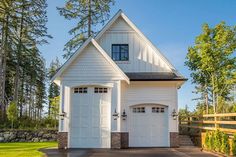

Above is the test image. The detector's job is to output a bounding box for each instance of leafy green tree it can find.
[49,96,59,128]
[185,22,236,113]
[57,0,115,58]
[7,101,18,129]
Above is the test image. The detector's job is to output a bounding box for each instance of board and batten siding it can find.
[98,17,172,73]
[61,43,123,82]
[120,81,178,132]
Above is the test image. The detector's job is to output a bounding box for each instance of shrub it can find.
[213,130,222,152]
[205,131,210,149]
[220,132,230,155]
[209,132,214,150]
[204,130,230,155]
[232,133,236,155]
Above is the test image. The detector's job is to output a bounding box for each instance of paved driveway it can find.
[42,147,219,157]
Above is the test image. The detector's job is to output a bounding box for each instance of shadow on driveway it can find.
[41,147,218,157]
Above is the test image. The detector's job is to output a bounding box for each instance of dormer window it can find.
[112,44,129,61]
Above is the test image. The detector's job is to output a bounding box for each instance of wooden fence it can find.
[179,113,236,134]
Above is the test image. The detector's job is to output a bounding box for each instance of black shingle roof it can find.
[125,72,187,81]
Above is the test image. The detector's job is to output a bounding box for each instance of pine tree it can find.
[0,0,50,126]
[57,0,114,59]
[48,58,60,116]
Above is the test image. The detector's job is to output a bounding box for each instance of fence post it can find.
[214,114,218,129]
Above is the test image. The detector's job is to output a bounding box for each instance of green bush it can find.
[209,132,214,150]
[205,131,210,149]
[204,130,230,155]
[232,133,236,155]
[213,130,222,152]
[220,132,230,155]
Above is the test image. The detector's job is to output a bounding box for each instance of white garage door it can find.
[69,87,111,148]
[129,105,169,147]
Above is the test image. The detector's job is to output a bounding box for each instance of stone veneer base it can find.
[111,132,129,149]
[58,132,68,149]
[170,132,179,147]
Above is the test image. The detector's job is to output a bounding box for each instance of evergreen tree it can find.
[0,0,50,126]
[48,58,60,116]
[57,0,114,59]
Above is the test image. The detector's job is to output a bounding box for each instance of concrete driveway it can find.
[42,147,219,157]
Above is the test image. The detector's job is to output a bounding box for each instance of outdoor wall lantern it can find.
[59,111,66,120]
[112,109,119,120]
[171,109,178,120]
[121,109,127,120]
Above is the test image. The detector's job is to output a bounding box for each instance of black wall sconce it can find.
[171,109,178,120]
[59,111,66,120]
[112,109,119,120]
[121,109,127,120]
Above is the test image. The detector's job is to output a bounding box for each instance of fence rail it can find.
[179,112,236,134]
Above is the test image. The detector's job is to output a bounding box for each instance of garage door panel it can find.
[129,105,169,147]
[92,128,100,137]
[92,118,100,127]
[69,86,110,148]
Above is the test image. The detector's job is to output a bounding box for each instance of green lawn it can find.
[0,142,57,157]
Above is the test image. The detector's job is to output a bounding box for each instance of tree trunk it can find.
[19,73,24,117]
[88,0,91,37]
[14,3,25,104]
[0,15,9,120]
[205,92,209,114]
[212,75,216,114]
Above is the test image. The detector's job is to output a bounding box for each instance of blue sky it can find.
[40,0,236,111]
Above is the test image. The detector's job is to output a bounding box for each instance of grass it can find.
[0,142,57,157]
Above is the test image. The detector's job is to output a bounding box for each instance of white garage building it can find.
[52,10,186,149]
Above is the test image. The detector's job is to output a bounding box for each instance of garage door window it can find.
[152,107,165,113]
[133,107,145,113]
[74,87,87,93]
[94,87,108,93]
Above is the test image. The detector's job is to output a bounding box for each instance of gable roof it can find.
[51,38,130,85]
[95,9,184,77]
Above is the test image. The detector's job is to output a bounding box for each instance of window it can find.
[152,107,165,113]
[112,44,129,61]
[74,87,87,93]
[152,107,160,113]
[133,107,145,113]
[94,87,108,93]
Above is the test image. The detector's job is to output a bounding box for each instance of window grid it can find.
[94,87,108,93]
[133,107,145,113]
[74,87,87,93]
[112,44,129,61]
[152,107,165,113]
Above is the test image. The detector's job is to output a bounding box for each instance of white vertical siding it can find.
[98,17,172,73]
